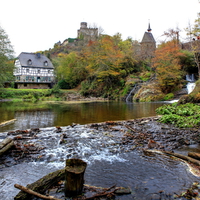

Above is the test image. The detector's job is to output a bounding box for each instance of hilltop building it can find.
[140,23,156,58]
[77,22,98,41]
[14,52,54,89]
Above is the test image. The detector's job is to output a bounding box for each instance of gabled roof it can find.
[18,52,54,69]
[141,32,156,44]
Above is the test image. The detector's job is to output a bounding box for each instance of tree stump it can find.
[64,158,87,197]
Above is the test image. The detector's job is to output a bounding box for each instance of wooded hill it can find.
[37,32,199,102]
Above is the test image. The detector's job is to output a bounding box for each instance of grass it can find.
[0,88,79,102]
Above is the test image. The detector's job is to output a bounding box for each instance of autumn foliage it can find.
[80,35,137,98]
[55,34,137,98]
[152,40,185,93]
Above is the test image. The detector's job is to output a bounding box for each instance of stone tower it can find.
[77,22,98,41]
[140,23,156,58]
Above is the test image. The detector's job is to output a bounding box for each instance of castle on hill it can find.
[57,22,156,58]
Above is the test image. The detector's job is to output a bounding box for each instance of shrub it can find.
[156,103,200,128]
[163,93,174,101]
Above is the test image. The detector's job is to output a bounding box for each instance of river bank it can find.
[1,116,200,199]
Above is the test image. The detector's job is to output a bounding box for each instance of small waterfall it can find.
[186,74,195,82]
[186,74,196,94]
[187,82,196,94]
[126,84,137,102]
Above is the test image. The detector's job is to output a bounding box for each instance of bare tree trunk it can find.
[194,52,200,78]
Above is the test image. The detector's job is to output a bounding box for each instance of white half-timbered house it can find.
[14,52,54,89]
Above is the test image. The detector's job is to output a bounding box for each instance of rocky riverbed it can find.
[1,116,200,167]
[1,116,200,199]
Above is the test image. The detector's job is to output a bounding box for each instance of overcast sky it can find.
[0,0,199,56]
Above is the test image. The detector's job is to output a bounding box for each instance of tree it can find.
[56,52,87,89]
[185,13,200,77]
[79,34,137,98]
[0,26,14,87]
[152,40,185,93]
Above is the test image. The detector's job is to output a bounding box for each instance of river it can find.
[0,101,200,200]
[0,101,165,132]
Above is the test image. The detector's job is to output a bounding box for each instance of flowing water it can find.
[0,101,200,200]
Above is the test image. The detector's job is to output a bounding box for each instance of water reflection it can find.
[0,101,165,132]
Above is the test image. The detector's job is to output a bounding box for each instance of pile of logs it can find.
[0,136,44,161]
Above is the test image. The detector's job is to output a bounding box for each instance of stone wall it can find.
[16,83,51,89]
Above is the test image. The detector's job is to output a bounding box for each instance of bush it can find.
[163,93,174,101]
[156,103,200,128]
[58,80,71,89]
[48,84,63,98]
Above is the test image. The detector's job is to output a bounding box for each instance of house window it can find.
[26,69,29,73]
[44,61,48,66]
[38,70,40,73]
[27,59,32,65]
[48,70,50,73]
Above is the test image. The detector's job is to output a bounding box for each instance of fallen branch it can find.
[0,119,16,127]
[0,138,14,156]
[0,137,13,149]
[84,185,131,200]
[188,152,200,161]
[163,150,200,166]
[103,184,116,192]
[14,168,65,200]
[14,184,61,200]
[84,188,117,200]
[143,149,200,167]
[124,125,136,133]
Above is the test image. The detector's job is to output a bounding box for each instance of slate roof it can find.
[141,32,156,44]
[18,52,54,69]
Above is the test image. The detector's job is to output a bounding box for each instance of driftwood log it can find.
[0,119,16,127]
[14,184,61,200]
[163,150,200,166]
[143,149,200,167]
[188,152,200,161]
[0,137,14,156]
[14,168,65,200]
[65,158,87,197]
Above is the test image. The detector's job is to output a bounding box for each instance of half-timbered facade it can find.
[14,52,54,89]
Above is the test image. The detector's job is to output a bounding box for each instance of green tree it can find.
[185,12,200,77]
[0,26,14,87]
[56,52,87,89]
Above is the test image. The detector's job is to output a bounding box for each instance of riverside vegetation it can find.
[0,86,82,102]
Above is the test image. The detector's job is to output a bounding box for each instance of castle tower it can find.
[80,22,87,29]
[140,23,156,58]
[77,22,98,41]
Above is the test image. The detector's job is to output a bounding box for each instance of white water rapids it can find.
[1,124,200,200]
